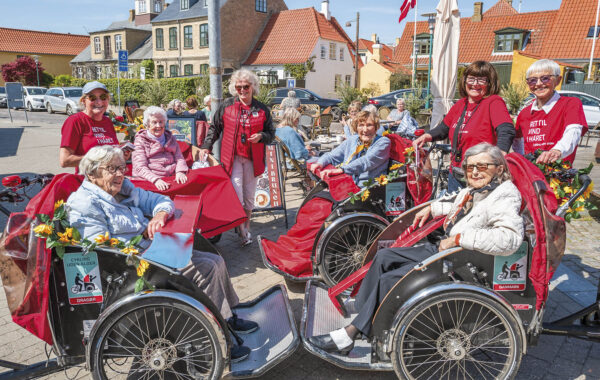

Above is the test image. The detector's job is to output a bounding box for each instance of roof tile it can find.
[0,28,89,56]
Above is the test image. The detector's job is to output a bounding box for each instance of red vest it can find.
[220,99,269,177]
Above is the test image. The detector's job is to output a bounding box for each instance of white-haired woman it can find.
[310,143,523,354]
[67,145,257,362]
[513,59,588,164]
[387,98,418,137]
[132,106,188,190]
[280,90,301,110]
[199,69,275,246]
[276,108,313,161]
[202,95,212,121]
[166,99,185,117]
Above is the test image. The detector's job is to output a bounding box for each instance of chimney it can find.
[506,0,513,6]
[321,0,331,21]
[472,2,483,22]
[129,9,135,22]
[372,44,382,63]
[371,33,377,43]
[164,1,169,11]
[395,37,401,46]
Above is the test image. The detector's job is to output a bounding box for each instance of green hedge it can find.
[58,76,204,106]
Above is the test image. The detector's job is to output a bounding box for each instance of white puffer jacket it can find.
[431,181,524,256]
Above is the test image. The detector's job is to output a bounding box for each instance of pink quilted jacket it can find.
[132,129,188,183]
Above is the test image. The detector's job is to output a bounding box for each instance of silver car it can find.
[44,87,83,115]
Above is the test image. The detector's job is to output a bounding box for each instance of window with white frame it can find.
[94,37,101,53]
[114,34,122,51]
[181,0,189,10]
[138,0,146,13]
[494,30,524,53]
[96,66,102,79]
[255,0,267,12]
[329,43,336,60]
[345,75,351,86]
[154,0,162,12]
[320,45,326,59]
[77,67,83,78]
[339,47,344,61]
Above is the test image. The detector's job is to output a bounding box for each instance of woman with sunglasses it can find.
[199,69,275,246]
[513,59,587,164]
[413,61,515,192]
[59,81,120,170]
[309,143,523,355]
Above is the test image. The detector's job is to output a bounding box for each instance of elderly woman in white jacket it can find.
[310,142,524,354]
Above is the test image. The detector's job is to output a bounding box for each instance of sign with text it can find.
[64,251,103,305]
[118,50,128,72]
[254,144,285,212]
[493,242,528,291]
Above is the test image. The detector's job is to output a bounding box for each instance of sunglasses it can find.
[465,162,497,173]
[525,75,555,86]
[465,76,489,85]
[235,85,251,92]
[87,93,109,101]
[101,164,127,174]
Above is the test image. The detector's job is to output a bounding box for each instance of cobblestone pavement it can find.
[0,115,598,379]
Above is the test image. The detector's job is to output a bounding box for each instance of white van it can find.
[23,86,47,111]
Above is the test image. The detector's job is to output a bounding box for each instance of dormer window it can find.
[494,27,528,53]
[413,33,431,55]
[138,0,146,13]
[181,0,189,11]
[154,0,162,13]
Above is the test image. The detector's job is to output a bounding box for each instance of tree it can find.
[1,56,45,85]
[389,70,411,91]
[141,59,155,79]
[283,56,315,80]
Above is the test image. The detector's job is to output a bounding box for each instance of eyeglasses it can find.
[525,75,555,86]
[101,165,127,174]
[87,93,109,101]
[465,162,497,172]
[465,76,489,85]
[235,85,251,92]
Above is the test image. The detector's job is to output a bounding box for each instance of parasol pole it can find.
[412,0,418,87]
[588,0,600,80]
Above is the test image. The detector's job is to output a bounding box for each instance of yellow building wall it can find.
[359,60,391,95]
[0,52,76,85]
[510,51,567,90]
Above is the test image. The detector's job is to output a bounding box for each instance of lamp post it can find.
[32,55,40,86]
[422,12,436,109]
[345,12,360,89]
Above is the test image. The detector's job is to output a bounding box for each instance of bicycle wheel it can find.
[90,297,225,380]
[317,215,387,287]
[392,290,523,380]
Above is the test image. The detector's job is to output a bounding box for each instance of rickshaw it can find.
[300,153,600,379]
[0,165,298,379]
[259,134,434,287]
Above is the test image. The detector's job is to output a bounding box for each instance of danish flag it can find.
[399,0,417,22]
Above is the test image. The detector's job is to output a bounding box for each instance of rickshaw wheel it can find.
[317,215,387,287]
[90,297,224,380]
[391,291,523,380]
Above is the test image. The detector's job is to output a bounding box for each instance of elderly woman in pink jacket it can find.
[132,106,188,190]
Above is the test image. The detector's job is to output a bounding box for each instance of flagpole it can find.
[588,0,600,80]
[412,0,418,87]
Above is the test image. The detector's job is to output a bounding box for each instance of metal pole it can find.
[588,0,600,80]
[426,28,433,108]
[36,62,39,86]
[355,12,360,89]
[412,1,418,87]
[117,71,121,114]
[208,0,223,158]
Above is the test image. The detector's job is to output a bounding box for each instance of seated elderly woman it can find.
[132,106,188,191]
[276,108,316,162]
[311,110,391,186]
[309,143,524,354]
[67,146,257,362]
[387,98,418,137]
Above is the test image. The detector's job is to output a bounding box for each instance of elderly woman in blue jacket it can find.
[66,145,256,363]
[311,110,391,186]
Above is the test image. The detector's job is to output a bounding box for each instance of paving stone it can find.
[516,354,550,380]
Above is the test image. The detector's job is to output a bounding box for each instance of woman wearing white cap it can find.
[59,81,120,170]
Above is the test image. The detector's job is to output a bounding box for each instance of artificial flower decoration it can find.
[33,223,53,236]
[137,259,150,277]
[361,190,370,201]
[53,200,64,211]
[376,174,389,186]
[95,231,110,244]
[389,163,404,171]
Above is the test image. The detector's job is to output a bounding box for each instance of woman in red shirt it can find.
[413,61,515,192]
[513,59,587,164]
[59,81,119,169]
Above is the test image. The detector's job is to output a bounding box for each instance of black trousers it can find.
[352,242,438,337]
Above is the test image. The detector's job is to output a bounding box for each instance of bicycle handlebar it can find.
[556,174,592,218]
[0,174,54,203]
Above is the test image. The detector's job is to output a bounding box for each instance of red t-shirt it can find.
[60,112,119,156]
[515,96,588,164]
[443,94,512,167]
[235,103,253,159]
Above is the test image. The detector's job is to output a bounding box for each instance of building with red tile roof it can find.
[243,2,358,98]
[0,28,89,85]
[357,34,406,94]
[393,0,600,85]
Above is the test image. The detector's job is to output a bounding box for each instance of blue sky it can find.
[1,0,563,44]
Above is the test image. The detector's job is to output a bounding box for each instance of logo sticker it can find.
[385,182,406,216]
[64,251,103,305]
[493,242,527,291]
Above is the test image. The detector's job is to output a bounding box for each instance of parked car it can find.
[23,86,47,111]
[44,87,83,115]
[521,90,600,127]
[367,88,430,109]
[268,87,342,120]
[0,86,6,108]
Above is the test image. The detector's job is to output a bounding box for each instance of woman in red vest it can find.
[413,61,515,193]
[513,59,587,164]
[199,69,275,246]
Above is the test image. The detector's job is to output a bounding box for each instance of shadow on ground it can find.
[0,128,24,158]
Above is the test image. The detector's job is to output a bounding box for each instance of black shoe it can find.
[308,333,354,355]
[231,344,251,363]
[228,314,259,334]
